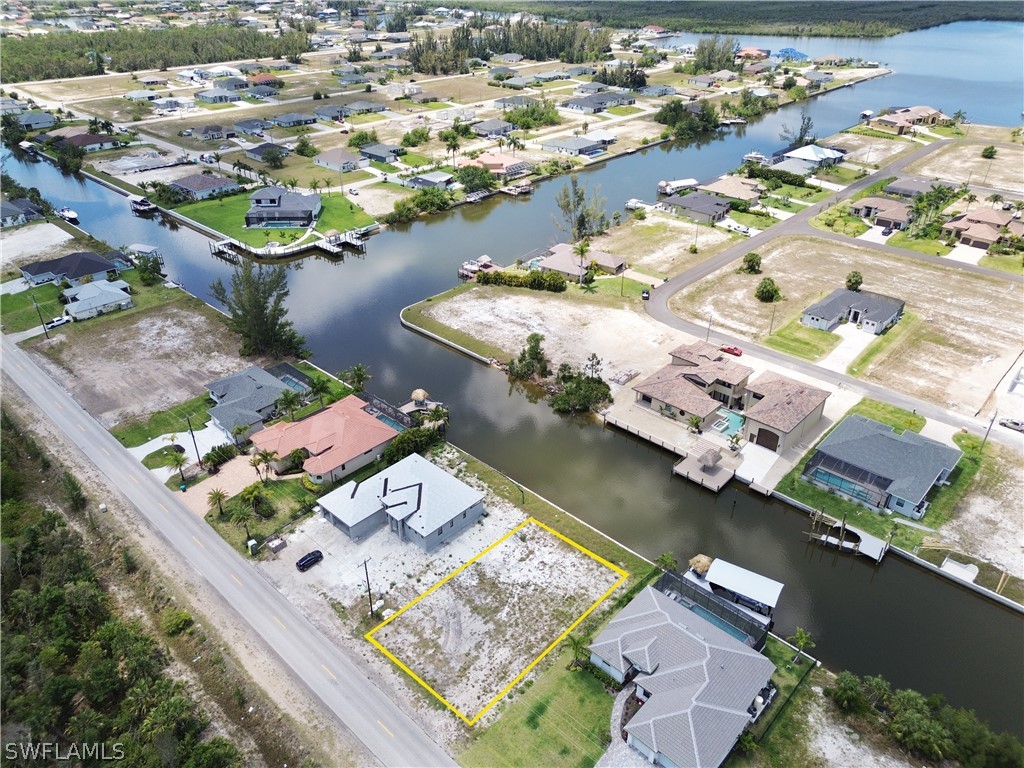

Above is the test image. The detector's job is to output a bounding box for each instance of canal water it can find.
[6,20,1022,735]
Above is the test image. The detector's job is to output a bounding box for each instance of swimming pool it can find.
[711,407,744,437]
[689,604,749,643]
[376,414,406,432]
[281,374,306,392]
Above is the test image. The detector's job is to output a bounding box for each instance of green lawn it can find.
[1,282,64,333]
[813,165,867,185]
[886,231,952,256]
[730,210,780,230]
[142,444,186,470]
[762,318,841,361]
[347,113,386,125]
[196,102,239,111]
[460,649,612,768]
[400,152,433,167]
[745,635,817,741]
[979,252,1024,274]
[760,195,804,212]
[810,207,870,237]
[774,183,831,203]
[606,105,642,117]
[370,160,401,173]
[111,392,214,448]
[206,478,314,553]
[845,397,925,433]
[844,125,912,142]
[847,312,918,378]
[314,197,376,234]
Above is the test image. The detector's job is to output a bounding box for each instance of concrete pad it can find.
[0,277,32,295]
[856,225,890,245]
[817,322,876,373]
[735,443,782,485]
[944,243,984,265]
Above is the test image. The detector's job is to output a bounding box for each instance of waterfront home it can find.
[539,136,604,156]
[801,288,905,335]
[869,105,953,135]
[59,134,120,152]
[21,251,120,287]
[196,88,242,104]
[169,173,240,201]
[244,187,322,228]
[803,414,962,519]
[582,129,617,146]
[683,556,784,624]
[659,192,731,224]
[251,395,398,484]
[245,143,292,163]
[318,453,485,552]
[6,199,44,222]
[15,111,56,130]
[696,176,764,204]
[740,372,830,453]
[633,341,753,428]
[536,241,625,279]
[314,148,370,173]
[359,143,404,163]
[803,70,834,87]
[781,144,844,168]
[471,118,515,137]
[61,279,133,320]
[455,152,532,179]
[848,197,912,230]
[0,202,27,228]
[206,366,291,442]
[269,112,317,128]
[589,587,775,768]
[407,171,453,190]
[941,208,1023,249]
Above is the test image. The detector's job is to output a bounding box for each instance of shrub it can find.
[380,427,443,466]
[829,670,867,713]
[742,252,762,273]
[477,269,566,293]
[161,607,194,636]
[61,470,88,512]
[754,276,782,302]
[203,443,239,469]
[981,145,997,159]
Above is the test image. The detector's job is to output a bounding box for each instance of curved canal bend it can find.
[6,21,1022,735]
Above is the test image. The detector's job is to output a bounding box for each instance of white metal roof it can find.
[706,559,784,609]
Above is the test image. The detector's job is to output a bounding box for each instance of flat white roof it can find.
[706,559,784,609]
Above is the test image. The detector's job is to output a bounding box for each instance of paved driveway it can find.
[817,323,876,373]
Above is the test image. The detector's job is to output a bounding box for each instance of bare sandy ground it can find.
[825,132,916,167]
[905,142,1024,196]
[0,222,76,274]
[805,686,918,768]
[595,211,735,277]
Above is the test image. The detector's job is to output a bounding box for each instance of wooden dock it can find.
[672,438,735,493]
[806,511,889,562]
[500,183,534,196]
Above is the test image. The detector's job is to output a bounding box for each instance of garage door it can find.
[755,430,780,452]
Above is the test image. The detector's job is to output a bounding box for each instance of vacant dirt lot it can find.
[27,303,248,428]
[668,236,1024,415]
[0,222,77,278]
[905,142,1024,196]
[594,211,735,277]
[369,519,623,721]
[824,131,917,167]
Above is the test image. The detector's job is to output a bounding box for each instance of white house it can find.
[62,279,134,320]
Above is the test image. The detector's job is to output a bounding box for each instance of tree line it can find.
[2,26,309,83]
[0,410,243,767]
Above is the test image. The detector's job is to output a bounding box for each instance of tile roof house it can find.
[868,105,952,135]
[740,372,830,453]
[207,366,291,441]
[455,151,532,178]
[62,279,133,320]
[244,187,322,227]
[803,414,962,519]
[696,176,764,203]
[941,208,1020,249]
[314,147,370,173]
[801,288,904,335]
[169,173,241,201]
[250,395,399,484]
[317,453,486,551]
[21,251,119,286]
[848,196,912,230]
[589,587,775,768]
[537,241,625,279]
[633,342,753,427]
[660,192,731,223]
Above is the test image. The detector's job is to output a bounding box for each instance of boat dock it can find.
[457,254,503,281]
[806,510,889,562]
[464,190,495,203]
[209,229,367,262]
[672,439,735,493]
[500,182,534,196]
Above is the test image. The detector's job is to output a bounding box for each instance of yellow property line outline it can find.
[365,517,629,725]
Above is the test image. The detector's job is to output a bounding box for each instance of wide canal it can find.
[6,20,1022,735]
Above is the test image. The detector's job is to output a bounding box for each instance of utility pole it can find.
[360,557,374,617]
[186,414,203,468]
[980,410,997,452]
[705,315,712,342]
[768,303,777,335]
[32,296,50,340]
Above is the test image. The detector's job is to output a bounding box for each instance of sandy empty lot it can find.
[825,131,917,167]
[594,211,735,277]
[368,519,624,721]
[669,235,1023,415]
[27,304,249,428]
[1,222,78,277]
[905,141,1024,196]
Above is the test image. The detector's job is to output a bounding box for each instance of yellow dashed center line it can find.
[192,536,205,549]
[273,615,286,630]
[321,664,336,681]
[231,574,243,586]
[377,720,394,738]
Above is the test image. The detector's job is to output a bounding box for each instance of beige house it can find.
[741,372,830,453]
[942,208,1022,248]
[696,176,764,203]
[869,105,952,135]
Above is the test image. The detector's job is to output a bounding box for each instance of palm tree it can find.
[256,449,278,481]
[987,193,1004,209]
[212,151,222,170]
[309,178,321,194]
[207,487,228,518]
[655,552,678,571]
[507,135,524,156]
[285,177,299,192]
[565,633,587,667]
[276,388,301,420]
[951,108,966,134]
[232,424,250,447]
[495,136,506,152]
[230,505,254,541]
[288,448,306,472]
[787,626,815,664]
[572,239,590,286]
[307,375,331,408]
[342,363,372,392]
[240,484,266,517]
[964,193,977,211]
[445,134,461,165]
[427,404,449,433]
[249,454,263,483]
[168,450,187,484]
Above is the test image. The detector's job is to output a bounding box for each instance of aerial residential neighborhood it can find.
[0,3,1022,768]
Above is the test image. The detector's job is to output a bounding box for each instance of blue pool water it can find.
[281,375,306,392]
[689,604,749,643]
[712,408,744,437]
[376,415,406,431]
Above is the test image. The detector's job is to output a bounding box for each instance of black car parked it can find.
[296,550,323,572]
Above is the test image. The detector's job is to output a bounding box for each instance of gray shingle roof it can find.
[206,366,290,435]
[662,192,732,217]
[22,251,116,280]
[811,414,962,504]
[590,587,774,768]
[803,288,904,324]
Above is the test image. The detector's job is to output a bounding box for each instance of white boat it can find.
[128,195,158,214]
[57,207,79,222]
[657,178,698,195]
[742,150,771,165]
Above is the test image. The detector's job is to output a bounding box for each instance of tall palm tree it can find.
[427,404,449,433]
[249,454,264,483]
[230,505,254,541]
[342,363,372,392]
[495,136,506,152]
[212,151,222,170]
[572,239,590,286]
[276,388,301,420]
[655,552,678,571]
[207,487,228,518]
[256,449,278,481]
[232,424,250,447]
[507,135,524,156]
[309,178,321,195]
[964,193,978,211]
[445,134,461,165]
[787,626,816,664]
[951,108,966,134]
[240,484,266,517]
[987,193,1004,209]
[168,450,187,484]
[307,375,331,408]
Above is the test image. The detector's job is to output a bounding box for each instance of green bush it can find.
[202,443,239,469]
[755,276,782,302]
[161,607,194,636]
[380,427,443,466]
[477,269,566,293]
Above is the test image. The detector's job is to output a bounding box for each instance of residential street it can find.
[645,138,1024,449]
[0,333,456,768]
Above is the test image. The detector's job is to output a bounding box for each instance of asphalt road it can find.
[645,139,1024,449]
[1,334,456,768]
